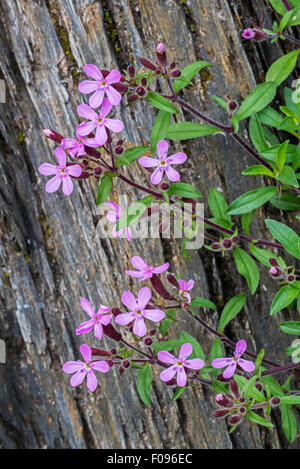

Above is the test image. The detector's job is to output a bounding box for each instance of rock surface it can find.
[0,0,299,449]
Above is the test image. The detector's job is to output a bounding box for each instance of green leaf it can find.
[258,106,283,128]
[242,165,274,177]
[234,375,265,403]
[116,196,154,231]
[167,182,202,199]
[208,188,231,222]
[209,338,223,362]
[211,95,229,111]
[166,122,220,140]
[173,61,211,92]
[150,111,171,153]
[242,375,259,400]
[270,192,300,211]
[249,112,268,152]
[280,321,300,335]
[172,386,187,401]
[137,363,152,407]
[249,244,281,268]
[160,308,177,336]
[247,411,273,428]
[270,286,299,315]
[276,140,289,172]
[146,92,178,113]
[219,294,247,333]
[277,166,299,188]
[190,297,217,310]
[265,219,300,260]
[268,0,288,15]
[261,144,296,164]
[280,405,298,443]
[227,187,277,215]
[233,248,260,294]
[152,339,185,353]
[115,145,149,167]
[266,50,300,86]
[280,395,300,405]
[241,210,256,236]
[235,82,277,122]
[96,173,114,205]
[282,7,300,28]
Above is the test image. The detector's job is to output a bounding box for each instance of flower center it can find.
[136,310,143,316]
[97,117,103,124]
[84,362,91,370]
[177,361,184,367]
[160,160,167,167]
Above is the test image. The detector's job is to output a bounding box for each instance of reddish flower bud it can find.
[127,94,139,103]
[144,338,153,346]
[112,307,122,317]
[222,238,232,250]
[231,235,239,244]
[112,82,128,95]
[228,101,238,112]
[229,380,240,399]
[269,258,279,267]
[119,366,124,374]
[94,167,103,175]
[214,409,230,418]
[123,360,130,368]
[239,406,246,415]
[91,348,111,357]
[239,397,246,404]
[254,29,268,41]
[140,77,148,87]
[211,242,222,251]
[149,330,156,336]
[120,75,126,82]
[43,129,64,144]
[156,46,167,67]
[167,273,180,290]
[255,381,263,392]
[169,62,176,70]
[160,182,170,191]
[115,146,124,155]
[150,274,174,300]
[107,360,114,367]
[77,171,90,179]
[228,414,243,426]
[287,274,295,284]
[110,348,117,355]
[103,323,122,342]
[127,64,135,78]
[270,396,281,407]
[137,86,146,97]
[215,393,234,408]
[170,69,181,78]
[140,58,157,71]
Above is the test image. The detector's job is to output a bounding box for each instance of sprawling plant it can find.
[39,0,300,443]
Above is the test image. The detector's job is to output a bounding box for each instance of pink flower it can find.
[242,29,255,39]
[115,287,165,337]
[106,202,131,241]
[76,298,112,341]
[39,147,82,195]
[158,343,204,387]
[212,340,255,379]
[156,43,166,53]
[61,128,99,158]
[125,256,169,281]
[77,98,124,146]
[139,140,187,185]
[178,279,194,303]
[63,344,109,392]
[78,65,122,108]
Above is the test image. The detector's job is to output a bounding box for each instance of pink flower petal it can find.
[126,227,131,241]
[55,147,66,167]
[177,367,187,387]
[104,118,124,133]
[160,365,178,382]
[125,270,144,278]
[39,163,58,176]
[62,176,74,196]
[106,85,122,105]
[153,262,169,274]
[184,358,204,370]
[107,201,120,212]
[165,165,180,182]
[133,317,147,337]
[70,369,87,387]
[131,256,148,271]
[139,156,159,168]
[76,121,96,136]
[238,359,255,373]
[76,319,96,335]
[186,280,194,290]
[166,152,187,165]
[86,370,98,392]
[105,69,121,85]
[211,358,233,369]
[78,80,98,94]
[84,64,103,80]
[99,312,112,326]
[77,103,98,120]
[89,89,105,108]
[235,340,247,358]
[80,298,95,318]
[157,351,177,364]
[63,361,84,374]
[68,164,82,177]
[157,139,168,159]
[115,312,135,325]
[150,167,164,185]
[137,287,151,309]
[90,361,110,373]
[179,343,193,361]
[223,362,237,379]
[61,138,78,150]
[95,124,108,145]
[80,344,92,363]
[121,291,138,310]
[94,323,103,340]
[99,98,113,118]
[45,175,62,193]
[143,309,165,322]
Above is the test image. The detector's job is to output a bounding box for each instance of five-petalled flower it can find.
[78,65,122,108]
[212,340,255,379]
[139,139,187,185]
[76,298,112,341]
[63,344,109,392]
[77,98,124,146]
[158,343,204,387]
[39,147,82,195]
[61,128,99,158]
[242,29,255,39]
[125,256,169,281]
[115,287,165,337]
[178,279,194,303]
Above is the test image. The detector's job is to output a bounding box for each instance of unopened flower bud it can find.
[107,360,114,367]
[269,258,279,267]
[91,348,111,357]
[119,366,124,374]
[123,360,130,368]
[160,182,170,191]
[228,414,243,426]
[43,129,64,144]
[140,58,157,71]
[127,64,135,79]
[140,77,147,87]
[112,307,122,317]
[239,397,246,404]
[286,274,295,284]
[239,406,246,415]
[94,167,103,176]
[270,396,281,407]
[127,94,139,103]
[231,235,239,244]
[115,146,124,155]
[149,330,156,336]
[170,69,181,78]
[167,274,180,290]
[222,238,232,250]
[216,393,234,408]
[255,381,263,392]
[229,380,240,399]
[211,242,221,251]
[137,86,146,97]
[110,348,117,355]
[120,75,126,83]
[78,171,90,179]
[169,62,176,70]
[156,43,167,67]
[144,338,153,346]
[254,29,268,41]
[214,409,230,418]
[228,101,238,113]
